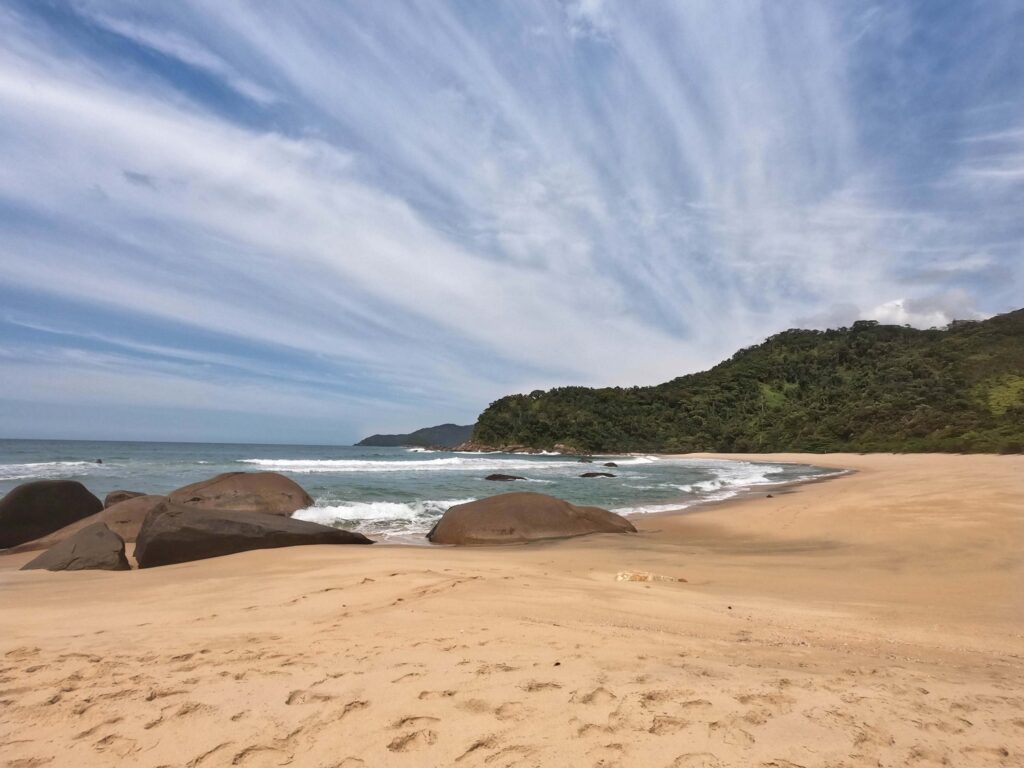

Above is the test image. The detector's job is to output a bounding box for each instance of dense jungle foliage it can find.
[473,309,1024,453]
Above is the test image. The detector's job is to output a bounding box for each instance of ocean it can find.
[0,439,836,541]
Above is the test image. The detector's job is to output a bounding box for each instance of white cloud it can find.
[0,1,1019,439]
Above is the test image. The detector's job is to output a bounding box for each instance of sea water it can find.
[0,439,837,541]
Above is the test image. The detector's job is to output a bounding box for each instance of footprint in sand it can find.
[387,729,438,752]
[418,689,456,700]
[285,689,334,705]
[575,686,616,705]
[649,715,689,735]
[391,715,441,728]
[669,754,722,768]
[708,719,755,747]
[519,680,562,692]
[494,701,528,721]
[456,698,492,713]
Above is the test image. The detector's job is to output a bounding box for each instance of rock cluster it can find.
[3,471,369,570]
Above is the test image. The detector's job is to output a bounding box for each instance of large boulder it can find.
[168,472,314,517]
[0,480,103,549]
[105,490,145,508]
[134,501,373,568]
[21,523,130,572]
[426,492,636,546]
[7,495,165,553]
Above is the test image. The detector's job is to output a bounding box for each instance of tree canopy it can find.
[473,309,1024,454]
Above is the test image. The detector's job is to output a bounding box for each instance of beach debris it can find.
[616,571,687,583]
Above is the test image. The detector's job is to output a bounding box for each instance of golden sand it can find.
[1,453,1021,767]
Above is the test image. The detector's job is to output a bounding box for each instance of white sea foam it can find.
[239,457,588,473]
[293,498,475,533]
[612,501,694,515]
[0,461,98,481]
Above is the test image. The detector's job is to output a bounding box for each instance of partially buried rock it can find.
[0,480,103,549]
[484,473,526,481]
[580,472,616,478]
[8,494,165,553]
[104,490,145,508]
[167,472,314,517]
[426,492,635,545]
[134,501,372,568]
[21,523,130,572]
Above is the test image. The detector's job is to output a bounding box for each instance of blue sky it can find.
[0,1,1021,444]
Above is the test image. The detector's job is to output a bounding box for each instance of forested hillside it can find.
[356,423,474,448]
[473,309,1024,453]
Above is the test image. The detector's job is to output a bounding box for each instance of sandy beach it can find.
[1,453,1021,768]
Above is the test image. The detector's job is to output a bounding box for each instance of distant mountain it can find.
[356,423,475,448]
[472,308,1024,454]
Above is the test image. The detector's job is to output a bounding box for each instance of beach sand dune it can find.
[1,454,1021,767]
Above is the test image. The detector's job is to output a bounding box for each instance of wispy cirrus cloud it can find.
[0,0,1020,441]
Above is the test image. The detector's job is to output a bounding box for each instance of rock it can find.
[8,495,166,553]
[105,490,145,508]
[577,458,593,463]
[615,571,687,583]
[0,480,103,549]
[167,472,314,517]
[580,472,616,478]
[134,501,373,568]
[484,474,526,481]
[603,462,619,468]
[426,492,635,545]
[21,523,130,572]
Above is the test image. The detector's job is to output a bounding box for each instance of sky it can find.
[0,1,1021,444]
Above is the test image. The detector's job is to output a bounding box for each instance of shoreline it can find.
[1,453,1021,767]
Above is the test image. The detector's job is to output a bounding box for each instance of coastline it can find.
[1,452,1021,766]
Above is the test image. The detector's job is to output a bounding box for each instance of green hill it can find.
[356,423,475,448]
[473,309,1024,454]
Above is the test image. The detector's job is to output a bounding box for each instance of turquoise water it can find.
[0,439,836,539]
